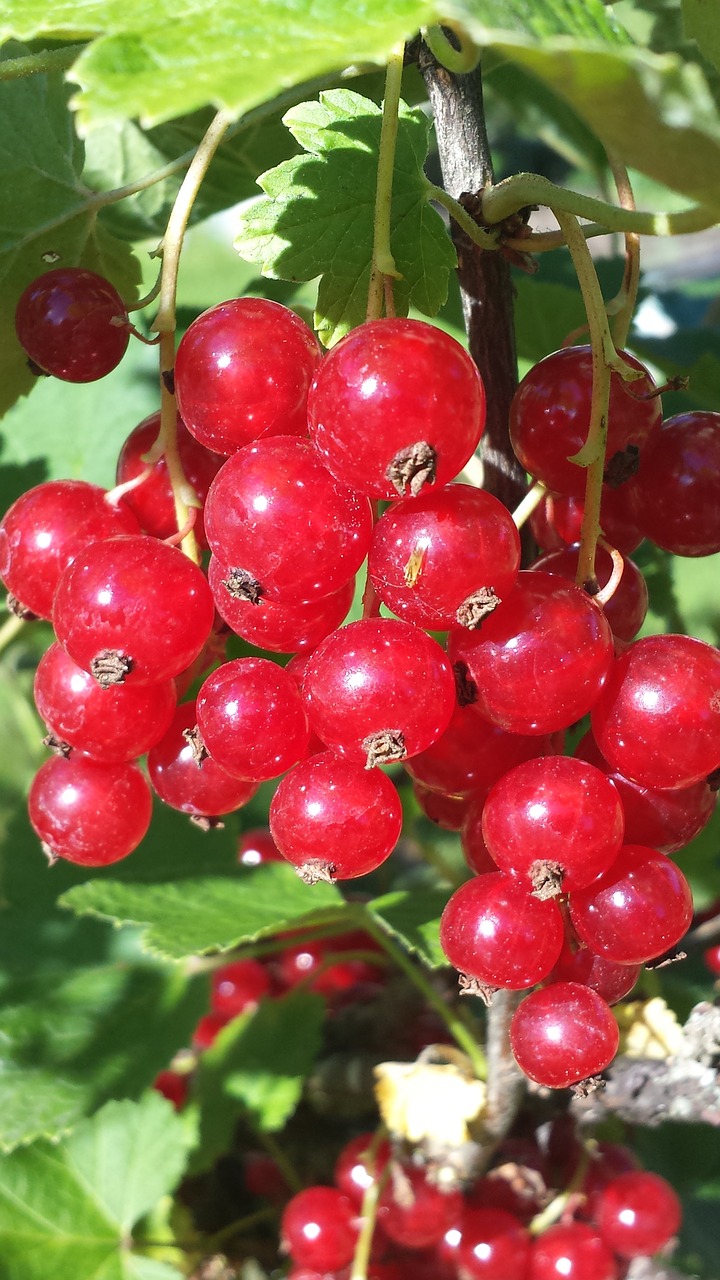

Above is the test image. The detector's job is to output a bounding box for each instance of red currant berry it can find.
[413,783,470,831]
[532,544,648,643]
[115,411,223,547]
[704,943,720,976]
[529,1221,618,1280]
[270,751,403,881]
[510,983,619,1088]
[301,618,456,767]
[530,489,643,557]
[628,411,720,556]
[204,437,373,603]
[575,730,716,854]
[29,756,152,865]
[153,1069,189,1110]
[196,657,310,780]
[308,318,486,499]
[211,959,271,1016]
[460,804,499,875]
[405,699,551,798]
[209,554,354,653]
[448,572,613,735]
[439,872,564,991]
[15,267,130,382]
[174,298,321,453]
[0,480,139,620]
[238,827,283,867]
[368,484,519,629]
[147,700,259,818]
[378,1165,463,1249]
[457,1207,532,1280]
[568,844,693,965]
[593,1170,681,1258]
[281,1186,358,1270]
[334,1133,391,1204]
[35,642,176,763]
[53,534,215,686]
[192,1011,231,1051]
[591,634,720,789]
[481,756,625,894]
[547,939,641,1005]
[510,345,660,498]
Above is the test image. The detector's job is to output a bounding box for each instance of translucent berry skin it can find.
[28,755,152,866]
[510,982,619,1088]
[591,634,720,789]
[308,318,486,500]
[209,555,354,653]
[281,1186,358,1271]
[532,544,648,643]
[34,641,177,764]
[575,730,716,854]
[482,756,625,893]
[460,804,499,875]
[629,411,720,556]
[405,700,551,798]
[196,657,310,780]
[0,480,140,620]
[705,943,720,976]
[115,411,223,547]
[15,267,130,382]
[378,1166,463,1249]
[237,827,283,867]
[368,484,520,629]
[594,1171,681,1259]
[301,618,456,765]
[568,844,693,965]
[147,701,259,816]
[174,298,321,454]
[529,1221,618,1280]
[211,959,271,1016]
[53,534,215,685]
[413,783,470,831]
[510,345,660,498]
[457,1207,532,1280]
[448,573,614,735]
[530,488,643,557]
[204,437,373,602]
[334,1132,391,1204]
[439,872,565,990]
[270,751,403,880]
[547,940,641,1005]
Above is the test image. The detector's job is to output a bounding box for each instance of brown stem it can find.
[418,48,530,553]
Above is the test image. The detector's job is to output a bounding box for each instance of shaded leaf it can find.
[61,863,346,959]
[367,887,448,968]
[683,0,720,72]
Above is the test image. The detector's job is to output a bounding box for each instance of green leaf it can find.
[1,0,437,130]
[0,1093,189,1279]
[194,989,324,1166]
[683,0,720,71]
[84,107,298,241]
[0,961,207,1150]
[0,44,141,418]
[449,0,629,44]
[367,887,448,968]
[61,863,346,959]
[235,89,455,346]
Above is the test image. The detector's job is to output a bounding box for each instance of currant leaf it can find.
[0,1093,190,1278]
[60,864,345,960]
[0,44,141,416]
[367,888,447,968]
[235,89,456,346]
[194,989,325,1169]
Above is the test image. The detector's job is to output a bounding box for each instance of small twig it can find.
[482,173,717,237]
[366,45,405,322]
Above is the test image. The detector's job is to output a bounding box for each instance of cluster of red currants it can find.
[5,266,720,1094]
[279,1121,681,1280]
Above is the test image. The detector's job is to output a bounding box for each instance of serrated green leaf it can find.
[60,863,346,959]
[0,44,141,418]
[0,1093,190,1280]
[367,888,448,967]
[683,0,720,71]
[1,0,437,130]
[0,961,207,1150]
[236,89,455,345]
[194,990,324,1167]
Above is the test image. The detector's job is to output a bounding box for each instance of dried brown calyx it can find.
[221,567,264,604]
[386,441,437,497]
[363,729,406,769]
[456,587,501,629]
[90,649,133,688]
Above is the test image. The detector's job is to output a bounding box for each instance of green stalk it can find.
[606,155,640,350]
[422,22,480,74]
[350,1163,390,1280]
[424,181,499,249]
[482,172,716,237]
[553,210,632,588]
[366,45,405,322]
